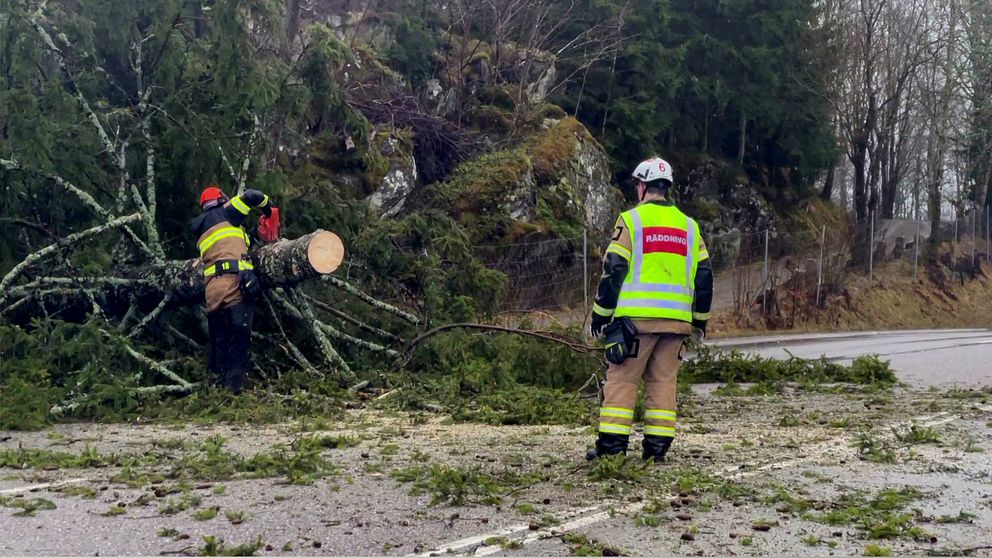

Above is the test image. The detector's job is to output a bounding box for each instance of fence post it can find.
[816,225,825,307]
[971,208,977,269]
[762,228,769,312]
[914,220,920,281]
[582,227,589,312]
[868,211,875,285]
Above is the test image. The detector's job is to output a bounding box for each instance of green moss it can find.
[470,105,514,134]
[444,149,532,214]
[530,117,592,184]
[538,104,568,120]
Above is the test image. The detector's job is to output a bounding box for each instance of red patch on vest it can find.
[641,226,688,256]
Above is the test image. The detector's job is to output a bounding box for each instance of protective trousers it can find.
[207,301,254,393]
[595,333,684,461]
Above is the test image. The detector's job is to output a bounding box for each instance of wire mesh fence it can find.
[472,232,590,313]
[474,205,992,320]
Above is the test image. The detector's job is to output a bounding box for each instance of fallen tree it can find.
[0,1,596,422]
[2,231,345,317]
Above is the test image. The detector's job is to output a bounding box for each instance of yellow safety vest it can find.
[613,204,698,322]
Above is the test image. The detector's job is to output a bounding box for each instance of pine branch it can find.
[291,289,354,377]
[168,325,203,350]
[217,144,239,185]
[317,321,399,358]
[101,329,192,387]
[51,384,193,416]
[126,294,172,340]
[29,4,166,261]
[270,289,353,377]
[402,323,602,368]
[262,296,319,376]
[0,213,142,307]
[0,158,156,260]
[119,296,140,330]
[29,2,118,170]
[304,293,402,343]
[238,113,261,194]
[323,276,422,325]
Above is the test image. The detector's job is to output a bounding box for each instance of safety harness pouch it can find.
[238,269,262,301]
[603,317,638,365]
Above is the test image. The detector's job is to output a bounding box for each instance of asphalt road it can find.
[2,329,990,557]
[711,328,992,387]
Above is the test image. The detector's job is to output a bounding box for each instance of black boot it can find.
[585,433,630,461]
[642,435,673,463]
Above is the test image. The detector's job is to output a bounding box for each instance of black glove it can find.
[591,313,611,338]
[691,320,707,343]
[239,269,262,301]
[261,204,273,218]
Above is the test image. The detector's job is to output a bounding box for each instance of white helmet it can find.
[632,157,674,184]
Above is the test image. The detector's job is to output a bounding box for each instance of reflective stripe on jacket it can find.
[613,204,702,322]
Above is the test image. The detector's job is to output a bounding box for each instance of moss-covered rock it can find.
[422,117,621,244]
[366,131,418,217]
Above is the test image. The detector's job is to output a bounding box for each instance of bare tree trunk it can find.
[737,111,746,166]
[821,164,836,201]
[282,0,303,60]
[851,145,869,222]
[928,174,942,257]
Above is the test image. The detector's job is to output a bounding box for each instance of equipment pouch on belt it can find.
[603,317,638,365]
[239,269,262,301]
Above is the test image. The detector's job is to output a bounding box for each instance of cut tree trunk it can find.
[6,230,344,319]
[138,230,344,304]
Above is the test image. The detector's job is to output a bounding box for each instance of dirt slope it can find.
[711,260,992,337]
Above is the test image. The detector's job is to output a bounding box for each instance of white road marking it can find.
[0,478,89,495]
[473,501,646,557]
[407,506,600,557]
[921,416,958,428]
[410,402,985,557]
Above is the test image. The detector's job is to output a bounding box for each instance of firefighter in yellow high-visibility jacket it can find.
[587,157,713,463]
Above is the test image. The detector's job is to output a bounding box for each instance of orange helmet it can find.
[199,186,227,209]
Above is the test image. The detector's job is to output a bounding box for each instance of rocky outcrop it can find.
[426,117,621,242]
[679,159,778,236]
[366,134,418,218]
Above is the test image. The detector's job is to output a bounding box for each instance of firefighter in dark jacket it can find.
[587,157,714,463]
[191,186,275,393]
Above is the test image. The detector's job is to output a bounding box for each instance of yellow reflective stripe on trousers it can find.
[692,311,711,321]
[230,196,251,215]
[644,425,675,436]
[644,409,676,420]
[198,227,247,256]
[599,407,634,419]
[598,423,632,435]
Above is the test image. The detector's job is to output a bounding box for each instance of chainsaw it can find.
[258,207,281,243]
